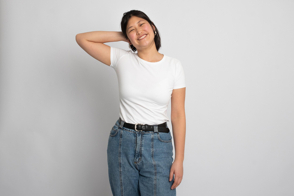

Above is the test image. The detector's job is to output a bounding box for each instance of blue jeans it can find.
[107,118,176,196]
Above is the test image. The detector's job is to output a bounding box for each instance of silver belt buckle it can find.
[135,123,144,132]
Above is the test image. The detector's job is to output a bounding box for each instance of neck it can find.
[136,43,163,62]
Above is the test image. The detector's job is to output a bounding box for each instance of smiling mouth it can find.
[138,34,147,40]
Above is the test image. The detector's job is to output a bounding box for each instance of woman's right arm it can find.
[75,31,128,66]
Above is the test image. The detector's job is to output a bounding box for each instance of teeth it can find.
[138,35,146,40]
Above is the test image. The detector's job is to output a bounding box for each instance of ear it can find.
[152,25,156,32]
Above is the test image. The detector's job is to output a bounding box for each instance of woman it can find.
[76,10,186,196]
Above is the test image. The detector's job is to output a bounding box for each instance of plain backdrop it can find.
[1,0,294,196]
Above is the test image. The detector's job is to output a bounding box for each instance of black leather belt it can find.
[119,117,170,133]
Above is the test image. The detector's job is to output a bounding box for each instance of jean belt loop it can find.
[119,118,124,129]
[154,125,159,133]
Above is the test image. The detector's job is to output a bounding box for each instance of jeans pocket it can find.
[109,125,119,137]
[157,131,172,143]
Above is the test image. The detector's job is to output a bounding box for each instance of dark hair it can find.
[121,10,161,52]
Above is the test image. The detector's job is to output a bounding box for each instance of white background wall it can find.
[1,0,293,195]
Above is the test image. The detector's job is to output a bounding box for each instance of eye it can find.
[129,23,144,33]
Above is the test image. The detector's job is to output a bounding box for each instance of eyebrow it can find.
[127,20,144,31]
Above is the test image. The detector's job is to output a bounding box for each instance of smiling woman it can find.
[121,11,162,55]
[76,9,186,196]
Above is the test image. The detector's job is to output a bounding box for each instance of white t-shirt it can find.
[110,46,186,125]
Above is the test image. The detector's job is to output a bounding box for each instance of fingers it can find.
[170,172,183,190]
[169,162,184,190]
[169,171,173,182]
[171,175,182,190]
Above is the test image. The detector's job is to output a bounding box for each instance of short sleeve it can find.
[173,61,186,89]
[110,46,130,70]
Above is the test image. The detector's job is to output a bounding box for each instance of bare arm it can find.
[76,31,128,43]
[75,31,129,66]
[171,87,186,162]
[169,87,186,190]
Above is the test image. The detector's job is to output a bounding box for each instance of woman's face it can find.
[126,16,155,50]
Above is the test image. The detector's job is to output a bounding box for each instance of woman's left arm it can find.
[169,87,186,190]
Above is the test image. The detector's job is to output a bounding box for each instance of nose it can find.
[136,30,142,37]
[136,28,143,36]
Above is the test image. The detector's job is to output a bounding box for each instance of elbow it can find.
[75,34,84,43]
[171,111,185,122]
[76,34,81,42]
[75,34,79,43]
